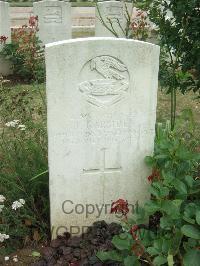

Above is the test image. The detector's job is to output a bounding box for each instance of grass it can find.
[0,82,49,254]
[157,89,200,122]
[72,30,94,38]
[157,89,200,151]
[10,2,33,7]
[0,83,45,127]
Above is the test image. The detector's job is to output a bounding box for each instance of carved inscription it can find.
[52,114,155,145]
[79,56,129,107]
[106,5,123,22]
[44,6,62,23]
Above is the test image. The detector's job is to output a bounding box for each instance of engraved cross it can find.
[83,148,122,175]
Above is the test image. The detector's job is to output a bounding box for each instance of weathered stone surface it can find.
[0,1,11,42]
[95,1,132,37]
[33,0,71,45]
[45,37,160,238]
[0,1,12,76]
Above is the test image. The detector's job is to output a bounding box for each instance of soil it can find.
[0,248,42,266]
[32,221,122,266]
[0,221,122,266]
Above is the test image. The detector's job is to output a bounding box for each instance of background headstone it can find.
[0,1,12,76]
[45,37,160,238]
[95,1,133,37]
[33,0,71,45]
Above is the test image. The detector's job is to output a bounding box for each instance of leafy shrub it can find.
[0,16,45,82]
[97,123,200,266]
[136,0,200,129]
[143,0,200,93]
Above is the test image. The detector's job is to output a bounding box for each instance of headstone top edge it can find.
[97,0,126,4]
[45,37,160,50]
[33,0,69,5]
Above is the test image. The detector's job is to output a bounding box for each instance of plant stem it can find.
[171,86,176,130]
[95,1,119,37]
[178,251,184,266]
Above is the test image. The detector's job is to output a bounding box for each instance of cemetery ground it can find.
[0,1,200,265]
[0,81,200,265]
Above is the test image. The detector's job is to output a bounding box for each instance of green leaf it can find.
[181,225,200,240]
[183,249,200,266]
[145,200,161,214]
[169,229,183,255]
[97,250,123,262]
[149,185,160,198]
[172,199,183,209]
[161,200,181,218]
[160,216,174,229]
[124,255,140,266]
[144,156,154,166]
[134,206,147,224]
[155,154,169,160]
[139,229,155,246]
[184,238,197,249]
[30,170,48,181]
[184,175,194,188]
[112,234,132,251]
[150,182,170,198]
[183,203,197,224]
[196,210,200,225]
[167,254,174,266]
[183,216,195,224]
[190,186,200,195]
[147,247,160,256]
[160,187,170,197]
[153,255,167,266]
[162,239,171,254]
[31,251,41,257]
[154,239,163,251]
[162,170,175,185]
[172,179,187,195]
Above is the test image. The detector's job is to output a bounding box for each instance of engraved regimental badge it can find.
[79,56,130,107]
[43,6,62,23]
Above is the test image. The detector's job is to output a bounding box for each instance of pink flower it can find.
[29,16,38,28]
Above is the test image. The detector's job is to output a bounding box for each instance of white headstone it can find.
[95,1,132,37]
[33,0,71,45]
[0,1,11,41]
[0,1,12,76]
[45,37,160,238]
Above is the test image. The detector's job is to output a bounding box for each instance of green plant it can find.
[97,123,200,265]
[0,83,49,254]
[137,0,200,130]
[0,16,45,82]
[1,197,36,254]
